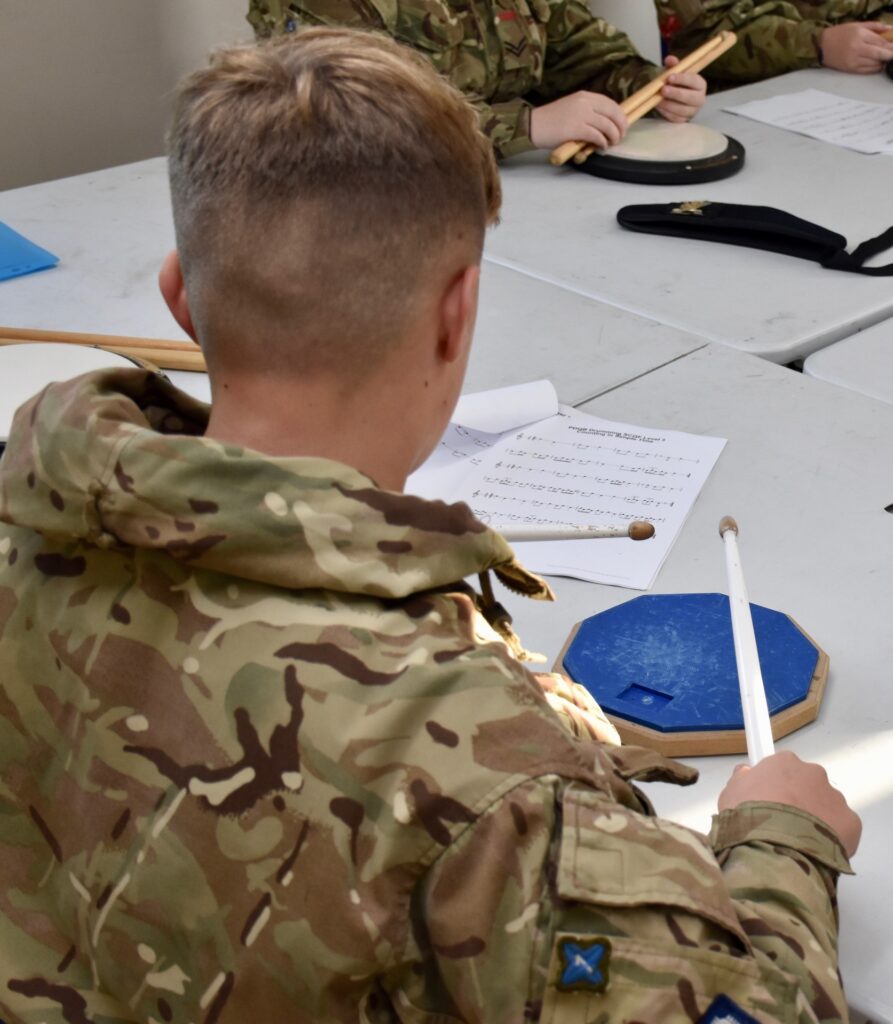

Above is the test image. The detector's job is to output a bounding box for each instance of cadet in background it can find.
[656,0,893,85]
[248,0,707,159]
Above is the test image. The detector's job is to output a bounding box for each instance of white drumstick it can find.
[719,516,774,765]
[497,521,655,543]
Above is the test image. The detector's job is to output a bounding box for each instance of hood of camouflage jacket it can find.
[0,369,552,600]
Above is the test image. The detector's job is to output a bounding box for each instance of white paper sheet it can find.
[407,379,558,497]
[452,378,558,433]
[724,89,893,155]
[453,407,726,590]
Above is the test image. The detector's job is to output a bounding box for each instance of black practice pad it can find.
[575,122,745,186]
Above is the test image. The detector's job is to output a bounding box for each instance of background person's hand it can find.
[530,91,628,150]
[657,54,707,122]
[718,750,862,857]
[821,22,893,73]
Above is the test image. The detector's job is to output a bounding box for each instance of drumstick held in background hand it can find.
[720,516,775,765]
[550,30,737,167]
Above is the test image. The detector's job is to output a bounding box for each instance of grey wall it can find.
[0,0,251,191]
[0,0,659,191]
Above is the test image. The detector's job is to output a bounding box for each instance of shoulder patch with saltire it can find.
[555,937,611,993]
[698,994,761,1024]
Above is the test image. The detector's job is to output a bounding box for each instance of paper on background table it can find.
[454,406,726,589]
[407,379,558,496]
[0,222,59,282]
[724,89,893,155]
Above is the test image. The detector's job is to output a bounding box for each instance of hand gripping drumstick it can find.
[550,30,738,168]
[719,516,775,765]
[496,520,655,542]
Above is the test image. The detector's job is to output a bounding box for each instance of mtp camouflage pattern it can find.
[655,0,893,86]
[248,0,661,158]
[0,369,854,1022]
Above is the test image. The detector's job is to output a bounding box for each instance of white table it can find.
[501,343,893,1021]
[5,153,893,1015]
[804,318,893,405]
[486,69,893,363]
[0,158,705,407]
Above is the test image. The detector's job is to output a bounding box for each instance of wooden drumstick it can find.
[881,28,893,41]
[719,516,775,765]
[497,521,655,542]
[551,30,737,167]
[0,327,206,373]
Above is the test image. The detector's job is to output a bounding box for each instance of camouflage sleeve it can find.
[475,100,537,160]
[411,782,852,1021]
[710,801,853,1021]
[535,0,660,104]
[247,0,536,159]
[665,0,827,85]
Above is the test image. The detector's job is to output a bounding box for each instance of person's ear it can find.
[158,250,197,342]
[437,263,480,364]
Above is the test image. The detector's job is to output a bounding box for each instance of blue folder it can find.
[0,221,59,282]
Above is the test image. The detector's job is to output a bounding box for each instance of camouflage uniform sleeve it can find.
[710,800,853,1020]
[665,0,827,85]
[247,0,535,160]
[536,0,660,104]
[407,783,853,1022]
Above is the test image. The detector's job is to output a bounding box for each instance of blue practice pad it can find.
[562,593,819,734]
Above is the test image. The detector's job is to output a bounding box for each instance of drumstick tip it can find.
[719,515,738,537]
[628,521,655,540]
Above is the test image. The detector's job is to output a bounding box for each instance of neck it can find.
[203,368,442,492]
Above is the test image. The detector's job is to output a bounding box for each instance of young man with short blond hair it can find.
[0,27,859,1024]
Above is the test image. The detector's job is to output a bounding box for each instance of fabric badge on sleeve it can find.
[555,937,612,993]
[698,994,761,1024]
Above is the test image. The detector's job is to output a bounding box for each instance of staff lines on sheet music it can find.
[478,510,670,527]
[502,447,695,475]
[470,492,674,515]
[514,432,703,464]
[477,477,678,507]
[498,457,691,480]
[489,460,685,493]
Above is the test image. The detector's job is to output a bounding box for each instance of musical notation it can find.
[407,384,726,590]
[725,89,893,156]
[455,407,726,589]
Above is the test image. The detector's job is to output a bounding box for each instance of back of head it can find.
[168,28,501,378]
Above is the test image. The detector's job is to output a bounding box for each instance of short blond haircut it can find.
[168,28,500,376]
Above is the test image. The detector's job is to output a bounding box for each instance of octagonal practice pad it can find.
[558,593,828,757]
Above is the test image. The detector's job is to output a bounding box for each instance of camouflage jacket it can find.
[656,0,893,86]
[0,369,853,1023]
[248,0,660,158]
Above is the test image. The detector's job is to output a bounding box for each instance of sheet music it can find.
[407,379,559,497]
[724,89,893,155]
[407,422,506,497]
[454,407,725,590]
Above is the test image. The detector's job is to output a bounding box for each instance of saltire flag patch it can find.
[556,937,612,993]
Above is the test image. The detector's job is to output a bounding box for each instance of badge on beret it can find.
[698,994,761,1024]
[555,937,612,993]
